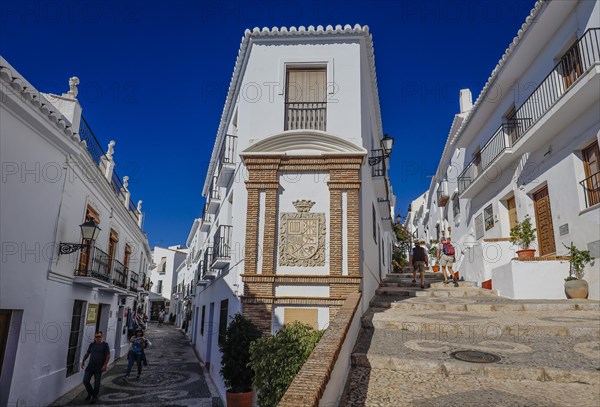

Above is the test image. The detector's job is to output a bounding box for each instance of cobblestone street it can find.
[340,272,600,406]
[51,324,223,407]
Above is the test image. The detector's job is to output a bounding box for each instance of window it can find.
[78,205,100,274]
[452,194,460,220]
[218,299,229,345]
[157,280,163,294]
[372,205,377,242]
[284,308,318,330]
[159,257,167,274]
[285,68,327,131]
[484,204,494,230]
[66,300,86,377]
[124,244,132,269]
[473,147,482,175]
[507,196,517,230]
[475,214,484,240]
[200,305,206,336]
[560,40,583,90]
[582,141,600,207]
[107,229,119,274]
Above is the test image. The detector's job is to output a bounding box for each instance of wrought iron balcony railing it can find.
[213,225,233,262]
[78,116,105,165]
[580,171,600,208]
[218,134,237,170]
[112,259,128,289]
[203,248,213,276]
[370,149,385,177]
[74,245,111,282]
[458,28,600,195]
[129,270,139,292]
[285,102,327,131]
[211,177,220,200]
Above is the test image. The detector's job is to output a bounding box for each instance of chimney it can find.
[459,89,473,114]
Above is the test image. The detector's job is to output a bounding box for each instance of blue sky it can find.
[0,0,535,247]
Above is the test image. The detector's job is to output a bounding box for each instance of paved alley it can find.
[51,324,224,407]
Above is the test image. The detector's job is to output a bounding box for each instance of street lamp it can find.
[368,134,395,166]
[59,219,101,256]
[395,214,402,224]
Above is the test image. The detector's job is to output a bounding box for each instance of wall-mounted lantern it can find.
[368,134,394,166]
[59,219,101,256]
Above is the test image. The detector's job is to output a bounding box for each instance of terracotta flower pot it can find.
[226,390,254,407]
[564,279,589,299]
[516,249,536,258]
[432,265,440,272]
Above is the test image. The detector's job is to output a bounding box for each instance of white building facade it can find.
[405,0,600,299]
[148,245,187,320]
[0,56,152,405]
[183,25,396,400]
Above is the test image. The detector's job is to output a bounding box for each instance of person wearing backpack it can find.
[410,240,429,289]
[123,329,147,381]
[439,237,459,287]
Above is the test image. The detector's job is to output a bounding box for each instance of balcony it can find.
[108,259,129,293]
[437,180,449,207]
[129,270,139,293]
[73,246,111,288]
[458,28,600,198]
[207,177,221,214]
[285,102,326,131]
[580,171,600,208]
[216,134,238,187]
[212,225,232,269]
[370,149,385,177]
[203,248,215,279]
[200,203,212,232]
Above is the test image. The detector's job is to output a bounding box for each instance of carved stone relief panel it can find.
[279,200,326,267]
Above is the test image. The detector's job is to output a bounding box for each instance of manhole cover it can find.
[450,350,501,363]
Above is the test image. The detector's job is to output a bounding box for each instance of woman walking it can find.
[123,329,147,381]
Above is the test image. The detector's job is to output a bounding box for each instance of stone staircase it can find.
[339,272,600,406]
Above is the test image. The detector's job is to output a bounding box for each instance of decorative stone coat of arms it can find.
[279,200,326,266]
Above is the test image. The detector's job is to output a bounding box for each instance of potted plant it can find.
[510,215,537,258]
[428,246,440,272]
[564,243,593,299]
[220,313,262,407]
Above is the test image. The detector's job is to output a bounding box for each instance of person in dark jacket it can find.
[410,240,429,289]
[81,330,110,404]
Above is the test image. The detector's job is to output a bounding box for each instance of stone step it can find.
[375,286,499,298]
[430,280,478,288]
[350,328,600,384]
[369,295,600,312]
[360,309,600,337]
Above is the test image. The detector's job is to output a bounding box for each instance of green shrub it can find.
[249,322,324,407]
[510,215,536,249]
[219,313,262,393]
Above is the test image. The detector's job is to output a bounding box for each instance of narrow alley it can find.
[51,324,224,407]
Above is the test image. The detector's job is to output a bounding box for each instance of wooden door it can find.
[78,206,100,275]
[583,141,600,207]
[108,229,118,273]
[507,197,517,230]
[533,187,556,256]
[561,42,582,89]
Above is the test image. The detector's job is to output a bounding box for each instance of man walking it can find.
[81,330,110,404]
[439,237,459,287]
[410,240,428,289]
